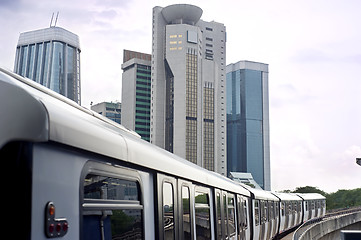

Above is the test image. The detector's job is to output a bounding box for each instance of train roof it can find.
[0,67,250,197]
[271,192,303,201]
[295,193,326,200]
[243,186,279,201]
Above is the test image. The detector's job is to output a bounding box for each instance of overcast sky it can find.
[1,0,360,193]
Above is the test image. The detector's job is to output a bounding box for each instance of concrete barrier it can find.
[298,211,361,240]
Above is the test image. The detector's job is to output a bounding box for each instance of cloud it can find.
[0,0,21,11]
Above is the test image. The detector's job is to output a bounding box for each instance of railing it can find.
[293,207,361,240]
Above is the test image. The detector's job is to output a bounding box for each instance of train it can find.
[0,67,325,240]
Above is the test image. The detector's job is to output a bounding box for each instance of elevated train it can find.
[1,67,325,240]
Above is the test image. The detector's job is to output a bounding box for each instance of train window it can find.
[254,200,260,226]
[228,194,236,237]
[275,203,279,219]
[181,186,191,240]
[263,201,269,222]
[269,202,274,220]
[163,182,174,240]
[82,174,143,240]
[195,190,211,240]
[84,175,139,200]
[216,193,222,239]
[281,202,285,216]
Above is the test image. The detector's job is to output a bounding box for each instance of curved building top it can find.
[162,4,203,25]
[17,27,81,50]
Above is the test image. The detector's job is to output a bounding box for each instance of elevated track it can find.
[292,207,361,240]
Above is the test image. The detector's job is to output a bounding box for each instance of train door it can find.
[158,174,214,240]
[215,190,224,239]
[259,201,266,240]
[157,174,179,240]
[178,179,194,240]
[215,190,237,240]
[252,200,260,240]
[227,193,237,239]
[266,202,272,240]
[237,196,250,240]
[283,202,289,230]
[291,202,296,227]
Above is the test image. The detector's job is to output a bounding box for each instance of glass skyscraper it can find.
[14,27,81,104]
[226,61,270,190]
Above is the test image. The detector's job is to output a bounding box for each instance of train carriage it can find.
[244,187,279,240]
[295,193,326,221]
[271,192,303,235]
[1,67,327,240]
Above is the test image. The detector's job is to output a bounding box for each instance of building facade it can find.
[151,4,227,175]
[14,26,81,104]
[91,101,121,124]
[226,61,270,190]
[121,50,151,142]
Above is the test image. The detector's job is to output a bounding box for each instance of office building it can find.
[14,26,81,104]
[121,50,151,142]
[229,172,262,190]
[91,101,121,124]
[151,4,227,175]
[226,60,270,190]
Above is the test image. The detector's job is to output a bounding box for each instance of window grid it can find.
[186,49,198,163]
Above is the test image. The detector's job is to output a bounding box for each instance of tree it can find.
[293,186,328,196]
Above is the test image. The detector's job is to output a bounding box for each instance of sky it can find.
[1,0,360,193]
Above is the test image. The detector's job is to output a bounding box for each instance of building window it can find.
[186,48,198,163]
[203,83,214,171]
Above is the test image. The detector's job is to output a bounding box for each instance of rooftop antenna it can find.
[50,12,54,27]
[54,12,59,27]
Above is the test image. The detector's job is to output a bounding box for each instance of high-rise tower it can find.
[14,26,81,104]
[151,4,227,175]
[226,60,270,190]
[122,50,151,142]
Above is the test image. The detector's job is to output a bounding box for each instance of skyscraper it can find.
[91,101,121,124]
[226,60,270,190]
[14,26,81,104]
[151,4,227,175]
[121,50,151,142]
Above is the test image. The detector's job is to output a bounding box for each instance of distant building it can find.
[121,50,151,142]
[91,101,121,124]
[151,4,227,175]
[14,26,81,104]
[229,172,262,189]
[226,60,270,190]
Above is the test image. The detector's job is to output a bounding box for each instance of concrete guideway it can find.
[293,208,361,240]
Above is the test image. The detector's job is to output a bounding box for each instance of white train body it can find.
[0,68,326,240]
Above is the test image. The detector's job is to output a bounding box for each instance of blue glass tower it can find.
[226,61,270,190]
[14,27,81,104]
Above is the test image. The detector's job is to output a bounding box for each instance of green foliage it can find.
[293,186,328,196]
[288,186,361,210]
[326,188,361,210]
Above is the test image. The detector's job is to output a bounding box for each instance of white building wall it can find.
[151,4,227,175]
